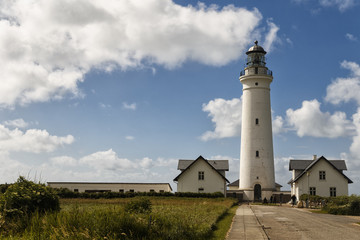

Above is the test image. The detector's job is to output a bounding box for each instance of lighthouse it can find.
[239,41,276,201]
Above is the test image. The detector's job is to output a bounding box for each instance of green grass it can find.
[0,197,237,240]
[210,204,238,240]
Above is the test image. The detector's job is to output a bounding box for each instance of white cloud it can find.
[286,99,353,138]
[99,102,111,108]
[0,0,266,108]
[325,61,360,105]
[122,102,137,110]
[201,98,242,141]
[349,108,360,157]
[0,124,74,153]
[202,97,286,140]
[79,149,136,170]
[50,156,77,167]
[272,116,285,134]
[263,19,280,53]
[319,0,356,11]
[274,156,292,190]
[125,136,135,140]
[140,157,153,169]
[292,0,356,11]
[345,33,358,42]
[3,118,29,128]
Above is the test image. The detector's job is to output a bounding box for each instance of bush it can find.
[0,176,60,220]
[125,197,152,214]
[349,199,360,216]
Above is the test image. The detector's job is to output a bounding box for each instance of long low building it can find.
[47,182,173,193]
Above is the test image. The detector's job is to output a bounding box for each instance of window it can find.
[256,151,259,157]
[255,67,258,74]
[255,82,258,86]
[319,171,326,180]
[198,171,204,180]
[309,187,316,196]
[150,189,155,192]
[74,189,79,192]
[129,189,134,193]
[159,190,164,193]
[330,187,336,197]
[119,189,124,193]
[255,118,259,125]
[198,188,204,192]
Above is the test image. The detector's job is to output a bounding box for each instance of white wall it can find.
[294,159,349,199]
[239,71,276,201]
[176,159,226,195]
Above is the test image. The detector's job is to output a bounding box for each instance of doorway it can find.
[254,184,262,202]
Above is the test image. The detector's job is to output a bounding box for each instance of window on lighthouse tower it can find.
[256,151,259,157]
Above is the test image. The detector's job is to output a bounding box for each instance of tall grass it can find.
[0,197,237,240]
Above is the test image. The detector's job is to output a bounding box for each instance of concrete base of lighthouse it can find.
[241,189,277,202]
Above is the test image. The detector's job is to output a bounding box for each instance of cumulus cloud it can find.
[286,99,353,138]
[349,109,360,157]
[272,115,285,134]
[201,97,285,140]
[201,98,242,141]
[325,61,360,105]
[79,149,136,170]
[0,124,74,153]
[3,118,29,128]
[0,0,266,108]
[274,156,292,190]
[40,151,179,187]
[50,156,77,167]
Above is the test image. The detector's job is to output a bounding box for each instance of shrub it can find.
[0,176,60,220]
[125,197,152,214]
[349,199,360,216]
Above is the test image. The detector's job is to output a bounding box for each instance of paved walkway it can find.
[226,204,268,240]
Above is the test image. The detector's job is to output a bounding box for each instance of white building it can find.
[239,41,276,201]
[173,155,229,195]
[47,182,172,193]
[288,156,352,200]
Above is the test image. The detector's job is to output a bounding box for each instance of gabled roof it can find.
[227,179,282,188]
[178,159,229,171]
[289,159,347,171]
[288,156,352,184]
[173,155,230,183]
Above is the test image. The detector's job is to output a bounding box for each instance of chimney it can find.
[313,155,317,160]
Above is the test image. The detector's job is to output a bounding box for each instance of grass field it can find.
[0,197,237,240]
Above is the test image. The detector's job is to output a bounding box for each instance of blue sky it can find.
[0,0,359,194]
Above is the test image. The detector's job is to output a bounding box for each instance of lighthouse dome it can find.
[246,40,266,54]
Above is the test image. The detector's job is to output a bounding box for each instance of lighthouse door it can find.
[254,184,262,202]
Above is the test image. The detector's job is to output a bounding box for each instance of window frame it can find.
[319,171,326,180]
[309,187,316,196]
[198,171,204,180]
[330,187,336,197]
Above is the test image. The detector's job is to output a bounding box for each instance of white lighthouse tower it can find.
[239,41,276,201]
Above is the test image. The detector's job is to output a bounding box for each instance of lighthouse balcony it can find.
[240,68,272,77]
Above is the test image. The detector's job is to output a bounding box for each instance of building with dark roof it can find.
[47,182,172,193]
[288,155,352,200]
[173,155,229,195]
